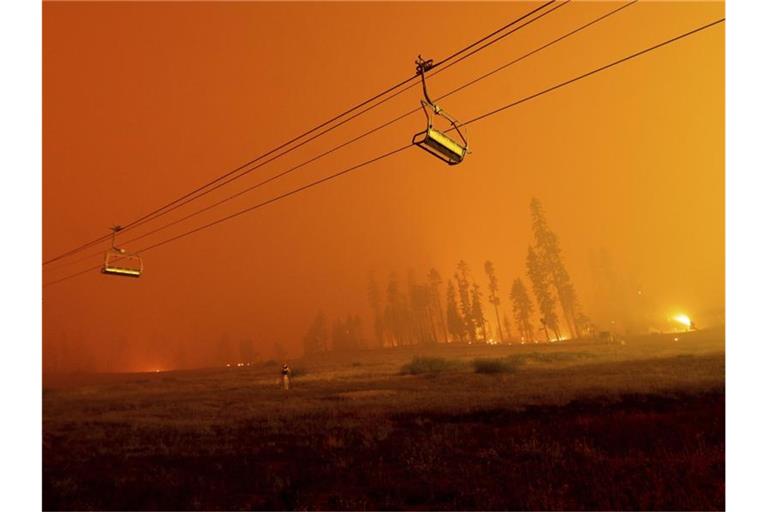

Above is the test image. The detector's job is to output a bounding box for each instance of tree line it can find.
[303,198,594,355]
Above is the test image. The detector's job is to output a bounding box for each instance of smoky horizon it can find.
[42,1,724,374]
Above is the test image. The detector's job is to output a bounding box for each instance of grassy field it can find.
[43,328,724,510]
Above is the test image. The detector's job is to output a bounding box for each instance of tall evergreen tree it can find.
[408,273,435,344]
[445,279,464,343]
[503,314,514,344]
[455,260,476,342]
[526,246,561,341]
[510,278,535,343]
[530,198,581,338]
[471,282,488,343]
[385,273,410,346]
[484,260,504,343]
[427,268,449,343]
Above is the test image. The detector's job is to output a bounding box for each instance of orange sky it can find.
[43,1,724,373]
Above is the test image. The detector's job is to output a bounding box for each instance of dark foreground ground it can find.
[44,329,724,510]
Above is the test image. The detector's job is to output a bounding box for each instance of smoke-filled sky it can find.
[43,1,724,373]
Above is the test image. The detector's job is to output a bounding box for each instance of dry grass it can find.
[43,328,724,510]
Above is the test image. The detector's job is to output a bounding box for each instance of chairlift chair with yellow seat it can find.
[411,56,469,165]
[102,226,143,278]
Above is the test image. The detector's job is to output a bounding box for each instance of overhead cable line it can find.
[457,18,725,129]
[92,1,567,246]
[46,0,582,271]
[43,16,724,289]
[42,1,556,266]
[106,0,568,233]
[114,0,625,249]
[43,145,412,287]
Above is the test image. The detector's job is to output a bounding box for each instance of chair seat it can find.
[414,127,467,165]
[102,266,141,277]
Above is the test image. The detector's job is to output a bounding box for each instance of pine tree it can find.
[510,278,535,343]
[408,273,435,344]
[530,198,582,338]
[385,273,409,346]
[526,246,561,341]
[445,279,464,343]
[484,260,504,343]
[471,282,488,343]
[427,268,449,343]
[455,260,476,342]
[503,314,514,344]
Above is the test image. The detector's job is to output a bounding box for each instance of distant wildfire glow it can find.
[673,314,692,328]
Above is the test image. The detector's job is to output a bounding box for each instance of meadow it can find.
[43,328,724,510]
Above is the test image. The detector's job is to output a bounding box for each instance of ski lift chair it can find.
[101,226,143,278]
[411,56,469,165]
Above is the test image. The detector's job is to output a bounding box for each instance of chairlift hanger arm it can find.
[416,56,436,107]
[440,109,468,148]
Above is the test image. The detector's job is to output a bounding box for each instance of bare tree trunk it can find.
[493,304,503,342]
[435,295,448,343]
[426,304,438,343]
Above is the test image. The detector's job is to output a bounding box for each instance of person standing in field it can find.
[281,363,291,390]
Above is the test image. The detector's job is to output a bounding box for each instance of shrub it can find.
[473,358,518,374]
[290,367,307,378]
[509,352,595,363]
[401,357,460,375]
